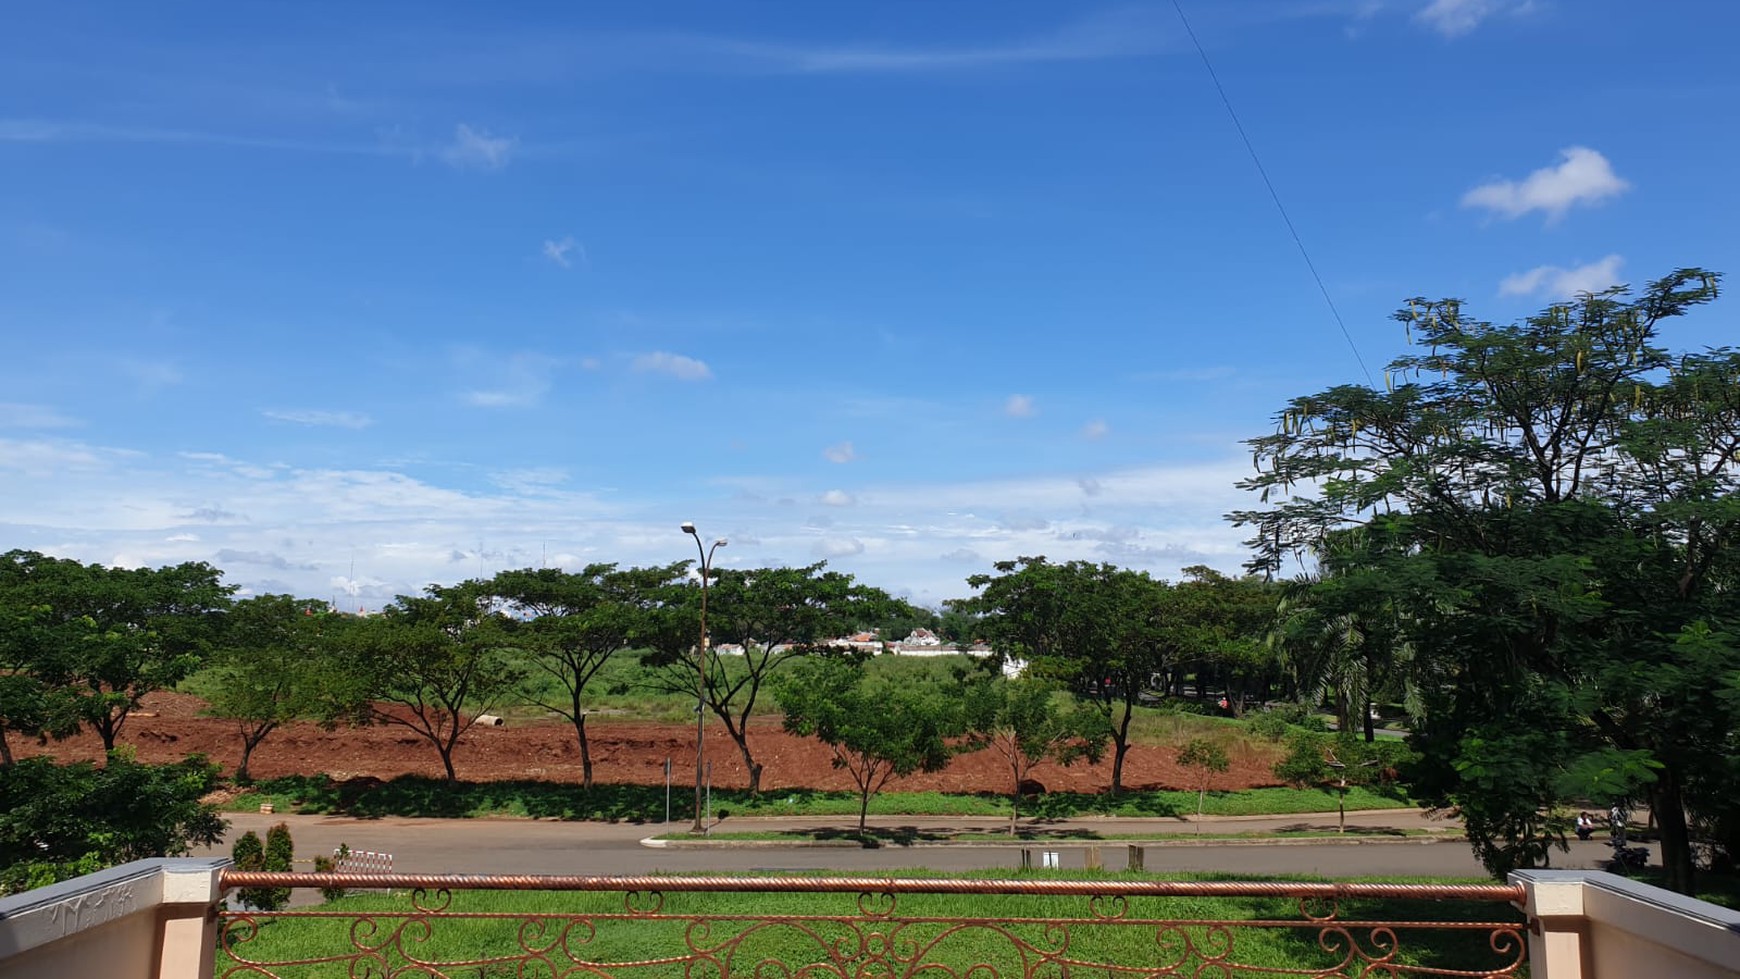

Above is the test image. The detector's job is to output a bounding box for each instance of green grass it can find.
[213,869,1525,979]
[228,774,1412,822]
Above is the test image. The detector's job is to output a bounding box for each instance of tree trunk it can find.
[1362,698,1376,743]
[0,727,12,767]
[437,739,459,784]
[859,787,871,834]
[574,712,594,790]
[1651,769,1696,894]
[237,722,275,783]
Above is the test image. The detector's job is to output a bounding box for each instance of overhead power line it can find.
[1169,0,1374,385]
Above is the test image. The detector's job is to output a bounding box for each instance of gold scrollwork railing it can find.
[216,872,1527,978]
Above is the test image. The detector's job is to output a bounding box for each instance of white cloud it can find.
[441,123,515,170]
[1416,0,1530,38]
[812,537,865,559]
[1004,394,1036,418]
[261,408,373,429]
[823,441,857,464]
[1462,147,1629,222]
[543,236,585,268]
[459,350,560,408]
[1499,255,1625,300]
[1081,419,1109,441]
[632,351,713,381]
[0,431,1262,610]
[0,403,79,428]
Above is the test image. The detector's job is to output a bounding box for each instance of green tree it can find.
[1176,737,1230,830]
[0,581,82,766]
[341,582,523,783]
[776,658,960,832]
[202,595,352,782]
[0,551,232,752]
[0,753,226,894]
[643,563,898,796]
[492,564,683,789]
[957,558,1170,794]
[961,676,1106,834]
[1230,269,1740,892]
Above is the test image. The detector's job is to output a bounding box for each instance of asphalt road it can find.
[200,810,1629,880]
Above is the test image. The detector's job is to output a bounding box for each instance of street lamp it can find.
[681,522,726,833]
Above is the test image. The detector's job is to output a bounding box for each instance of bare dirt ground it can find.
[23,691,1286,794]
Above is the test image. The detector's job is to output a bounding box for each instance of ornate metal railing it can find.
[217,872,1527,978]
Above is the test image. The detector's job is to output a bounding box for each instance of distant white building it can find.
[900,627,942,646]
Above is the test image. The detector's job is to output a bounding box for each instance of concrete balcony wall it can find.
[0,858,227,979]
[1513,869,1740,979]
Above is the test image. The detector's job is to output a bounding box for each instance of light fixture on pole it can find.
[681,522,726,833]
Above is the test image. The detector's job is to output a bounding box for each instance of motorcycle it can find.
[1607,840,1650,873]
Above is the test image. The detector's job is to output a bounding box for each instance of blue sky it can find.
[3,0,1736,608]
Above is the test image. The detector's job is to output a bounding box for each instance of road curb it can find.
[639,835,1465,850]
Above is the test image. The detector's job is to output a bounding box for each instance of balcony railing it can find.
[213,871,1528,978]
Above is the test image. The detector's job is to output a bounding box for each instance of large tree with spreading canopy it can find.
[1230,269,1740,893]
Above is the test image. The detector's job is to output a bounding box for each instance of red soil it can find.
[21,691,1285,794]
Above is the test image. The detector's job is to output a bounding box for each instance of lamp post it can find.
[680,522,726,833]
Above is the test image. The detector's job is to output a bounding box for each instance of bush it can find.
[0,754,226,896]
[312,843,349,902]
[1246,712,1290,742]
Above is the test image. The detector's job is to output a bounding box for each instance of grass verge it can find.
[226,775,1413,822]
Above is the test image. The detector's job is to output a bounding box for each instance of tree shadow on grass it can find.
[247,775,681,822]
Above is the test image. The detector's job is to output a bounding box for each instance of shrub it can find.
[312,843,348,902]
[1246,711,1289,742]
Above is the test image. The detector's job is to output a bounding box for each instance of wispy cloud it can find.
[632,351,713,381]
[542,236,585,268]
[1462,147,1629,222]
[1003,394,1037,418]
[120,359,184,391]
[1416,0,1534,38]
[440,124,516,170]
[1081,419,1110,441]
[459,351,560,408]
[1499,255,1624,300]
[823,441,857,464]
[261,408,374,429]
[0,119,397,156]
[820,489,855,507]
[0,403,80,429]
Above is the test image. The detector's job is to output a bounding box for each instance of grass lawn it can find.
[214,869,1524,979]
[228,775,1413,822]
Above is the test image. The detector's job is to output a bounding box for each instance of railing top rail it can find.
[218,871,1523,903]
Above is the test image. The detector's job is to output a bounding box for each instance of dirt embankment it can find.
[22,691,1285,794]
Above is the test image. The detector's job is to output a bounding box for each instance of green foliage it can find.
[201,594,355,781]
[491,564,688,788]
[1231,269,1740,892]
[956,558,1175,793]
[313,843,349,902]
[639,562,904,795]
[1177,737,1231,827]
[962,676,1107,832]
[0,549,232,754]
[1246,712,1290,742]
[338,581,525,783]
[0,754,226,895]
[776,658,961,830]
